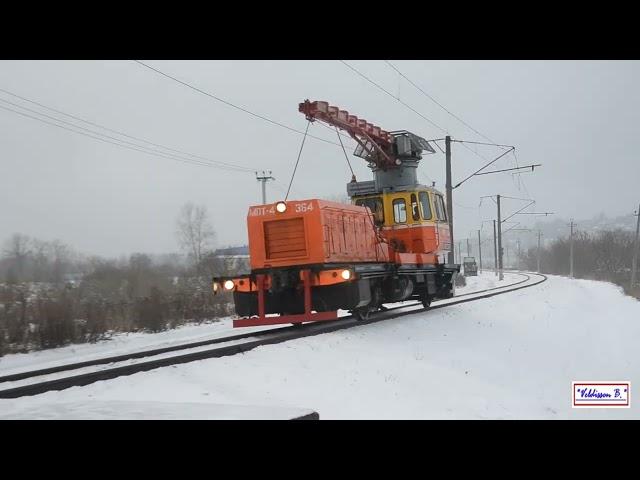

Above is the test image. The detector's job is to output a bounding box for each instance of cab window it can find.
[393,198,407,223]
[356,197,384,224]
[434,194,448,221]
[418,192,432,220]
[410,194,420,221]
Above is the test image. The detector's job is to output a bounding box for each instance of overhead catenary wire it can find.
[0,86,254,173]
[0,103,246,172]
[134,60,348,149]
[0,96,254,173]
[339,60,448,135]
[383,60,499,145]
[340,61,513,168]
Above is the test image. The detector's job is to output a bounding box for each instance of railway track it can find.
[0,272,546,399]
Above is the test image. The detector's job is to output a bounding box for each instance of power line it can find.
[339,60,448,135]
[0,86,255,173]
[0,97,253,173]
[134,60,345,149]
[384,60,498,144]
[340,61,511,167]
[0,103,250,172]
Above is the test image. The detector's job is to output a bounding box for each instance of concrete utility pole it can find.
[493,220,498,277]
[478,230,482,274]
[497,195,504,280]
[537,230,543,273]
[631,203,640,290]
[256,171,275,204]
[516,239,521,271]
[569,219,576,278]
[445,136,454,264]
[466,238,471,257]
[457,240,462,264]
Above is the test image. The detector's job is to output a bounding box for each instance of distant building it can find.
[62,272,84,286]
[213,246,250,275]
[213,246,249,256]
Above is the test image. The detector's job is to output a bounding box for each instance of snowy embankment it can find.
[1,272,638,419]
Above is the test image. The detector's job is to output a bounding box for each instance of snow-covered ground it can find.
[0,272,521,378]
[455,270,524,295]
[3,272,638,419]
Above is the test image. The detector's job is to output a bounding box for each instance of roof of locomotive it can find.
[350,183,445,197]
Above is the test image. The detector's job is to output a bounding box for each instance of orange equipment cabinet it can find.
[247,199,389,270]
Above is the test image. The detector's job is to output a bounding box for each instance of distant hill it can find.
[530,212,637,243]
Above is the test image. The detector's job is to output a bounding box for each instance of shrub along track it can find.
[0,272,546,399]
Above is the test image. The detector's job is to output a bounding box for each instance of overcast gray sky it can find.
[1,60,639,257]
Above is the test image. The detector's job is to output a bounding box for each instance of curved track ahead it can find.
[0,272,546,399]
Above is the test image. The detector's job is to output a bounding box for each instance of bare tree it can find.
[176,203,215,273]
[31,238,51,281]
[2,233,31,259]
[2,233,32,281]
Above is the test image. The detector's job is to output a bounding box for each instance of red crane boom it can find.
[299,99,397,169]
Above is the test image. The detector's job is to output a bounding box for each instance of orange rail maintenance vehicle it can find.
[213,100,459,327]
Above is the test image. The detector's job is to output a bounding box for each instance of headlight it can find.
[276,201,287,213]
[213,282,220,294]
[223,280,235,291]
[341,269,352,280]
